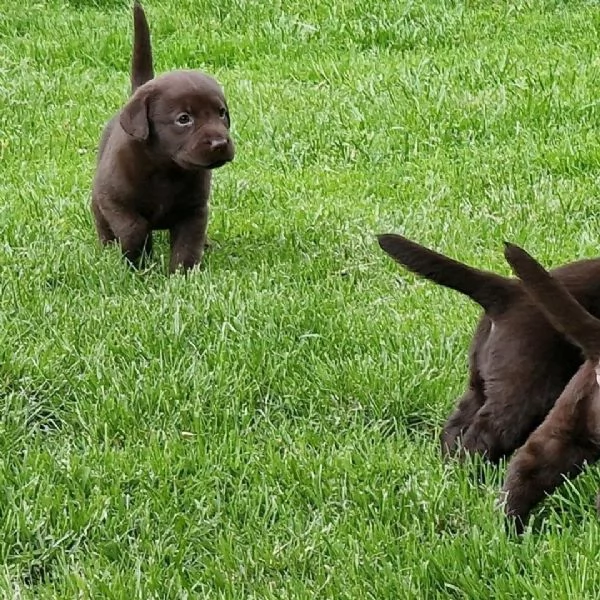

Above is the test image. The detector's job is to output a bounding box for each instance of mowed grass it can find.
[2,0,600,596]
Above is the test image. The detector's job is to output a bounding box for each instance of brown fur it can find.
[91,1,234,273]
[500,242,600,532]
[377,234,600,462]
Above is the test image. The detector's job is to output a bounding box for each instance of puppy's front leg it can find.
[101,204,153,268]
[92,201,117,244]
[169,207,208,274]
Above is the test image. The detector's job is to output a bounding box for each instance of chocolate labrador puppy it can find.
[501,243,600,532]
[92,1,234,273]
[377,234,600,462]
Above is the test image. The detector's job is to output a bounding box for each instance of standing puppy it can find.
[377,234,600,462]
[92,1,234,273]
[501,243,600,533]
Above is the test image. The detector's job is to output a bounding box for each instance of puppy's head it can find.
[119,70,234,170]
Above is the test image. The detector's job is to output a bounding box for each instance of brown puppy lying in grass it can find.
[377,233,600,462]
[501,242,600,533]
[92,2,234,273]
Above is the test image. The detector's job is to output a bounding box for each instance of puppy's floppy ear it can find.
[120,89,150,140]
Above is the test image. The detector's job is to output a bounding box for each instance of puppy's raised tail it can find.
[131,1,154,94]
[377,233,516,315]
[504,242,600,360]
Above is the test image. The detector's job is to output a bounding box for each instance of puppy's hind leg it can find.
[442,317,490,458]
[441,387,485,458]
[459,375,559,462]
[500,387,600,533]
[501,433,596,534]
[459,405,510,462]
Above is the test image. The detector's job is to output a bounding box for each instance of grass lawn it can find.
[2,0,600,596]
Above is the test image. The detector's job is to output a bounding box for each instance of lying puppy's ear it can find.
[120,89,150,140]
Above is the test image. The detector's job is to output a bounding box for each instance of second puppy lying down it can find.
[501,243,600,532]
[92,2,234,273]
[378,234,600,462]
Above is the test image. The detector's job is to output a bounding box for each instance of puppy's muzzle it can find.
[177,131,235,170]
[202,135,235,169]
[209,138,229,151]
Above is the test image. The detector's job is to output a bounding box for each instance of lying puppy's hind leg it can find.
[457,374,551,463]
[441,388,485,457]
[459,408,505,462]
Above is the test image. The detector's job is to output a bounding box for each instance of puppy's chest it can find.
[137,171,210,228]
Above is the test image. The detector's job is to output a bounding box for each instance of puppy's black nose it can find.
[209,138,229,151]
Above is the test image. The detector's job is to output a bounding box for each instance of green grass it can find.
[2,0,600,596]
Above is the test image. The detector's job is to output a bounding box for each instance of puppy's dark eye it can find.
[175,113,192,126]
[219,108,227,119]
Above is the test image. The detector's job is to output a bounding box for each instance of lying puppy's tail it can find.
[377,233,516,315]
[131,1,154,94]
[504,242,600,360]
